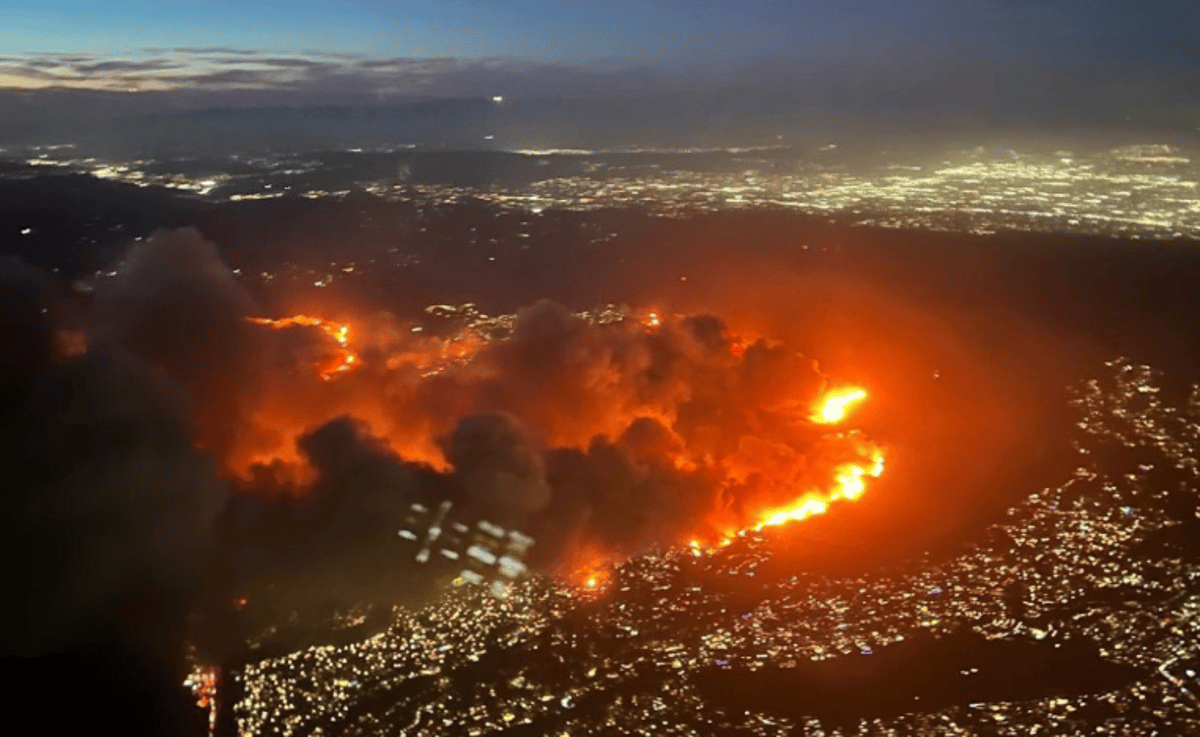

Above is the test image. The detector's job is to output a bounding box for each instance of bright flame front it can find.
[816,388,867,423]
[572,382,887,587]
[753,446,884,530]
[247,315,359,381]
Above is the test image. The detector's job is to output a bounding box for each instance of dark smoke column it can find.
[0,246,230,736]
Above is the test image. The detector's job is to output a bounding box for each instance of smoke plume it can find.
[91,226,266,460]
[0,226,890,717]
[0,251,229,734]
[220,291,885,576]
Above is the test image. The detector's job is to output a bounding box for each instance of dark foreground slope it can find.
[696,631,1144,728]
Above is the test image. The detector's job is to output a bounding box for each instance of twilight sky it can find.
[0,1,1196,99]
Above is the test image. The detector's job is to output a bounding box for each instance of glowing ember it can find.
[567,544,616,592]
[576,567,612,592]
[247,315,359,381]
[815,388,867,423]
[54,329,88,359]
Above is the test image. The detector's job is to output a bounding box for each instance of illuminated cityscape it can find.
[6,143,1199,241]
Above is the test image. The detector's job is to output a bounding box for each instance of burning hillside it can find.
[17,227,890,612]
[234,298,888,573]
[245,315,357,381]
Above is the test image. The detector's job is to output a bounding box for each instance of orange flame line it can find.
[576,386,885,585]
[246,315,359,381]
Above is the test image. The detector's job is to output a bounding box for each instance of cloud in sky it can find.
[73,59,185,75]
[0,0,1196,101]
[0,48,678,98]
[0,37,1196,115]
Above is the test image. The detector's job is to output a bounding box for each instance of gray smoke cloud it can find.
[0,240,241,733]
[221,293,851,574]
[4,348,228,657]
[91,227,266,460]
[0,255,58,406]
[52,231,864,628]
[0,255,229,670]
[443,412,553,526]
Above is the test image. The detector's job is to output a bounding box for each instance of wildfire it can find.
[576,567,611,593]
[760,498,829,528]
[570,381,887,588]
[235,304,888,592]
[751,412,884,528]
[564,543,615,593]
[246,315,359,381]
[815,387,867,423]
[745,383,882,523]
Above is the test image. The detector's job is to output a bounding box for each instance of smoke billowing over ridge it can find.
[0,228,892,708]
[0,238,234,734]
[220,286,887,567]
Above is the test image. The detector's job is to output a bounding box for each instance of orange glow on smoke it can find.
[671,387,885,566]
[234,306,887,588]
[752,445,884,529]
[246,315,359,381]
[54,329,88,360]
[563,542,616,592]
[575,565,610,593]
[230,311,488,482]
[815,388,867,423]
